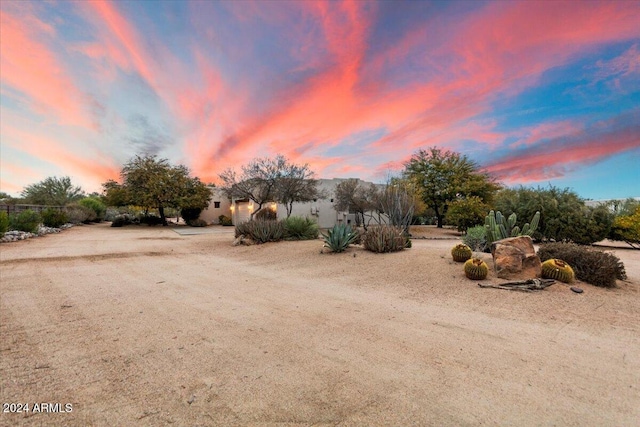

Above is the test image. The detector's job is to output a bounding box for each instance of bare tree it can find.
[333,179,379,230]
[276,162,323,218]
[219,155,322,220]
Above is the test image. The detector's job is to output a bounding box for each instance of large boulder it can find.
[491,236,541,280]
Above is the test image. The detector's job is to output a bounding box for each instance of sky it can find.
[1,0,639,200]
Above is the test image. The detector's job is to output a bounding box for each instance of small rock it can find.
[570,287,584,294]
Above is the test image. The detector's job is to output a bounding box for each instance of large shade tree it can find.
[104,155,211,226]
[219,155,321,219]
[403,147,500,228]
[21,176,85,206]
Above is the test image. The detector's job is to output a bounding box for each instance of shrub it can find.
[283,216,319,240]
[104,207,120,222]
[610,206,640,249]
[362,225,408,253]
[139,214,163,226]
[78,197,106,221]
[494,186,613,244]
[9,210,41,233]
[110,214,138,227]
[41,208,68,228]
[463,225,488,252]
[219,215,233,226]
[537,242,626,288]
[445,196,489,232]
[235,219,284,244]
[255,207,277,221]
[322,224,359,253]
[188,218,207,227]
[181,207,202,224]
[65,203,96,224]
[0,211,9,234]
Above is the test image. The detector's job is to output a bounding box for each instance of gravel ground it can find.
[1,223,638,426]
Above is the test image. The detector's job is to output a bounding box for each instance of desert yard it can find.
[1,223,638,426]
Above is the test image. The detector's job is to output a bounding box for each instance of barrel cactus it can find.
[541,258,574,283]
[451,244,472,262]
[464,258,489,280]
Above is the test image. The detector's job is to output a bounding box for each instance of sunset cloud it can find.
[1,0,639,198]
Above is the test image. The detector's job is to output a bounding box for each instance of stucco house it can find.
[201,178,388,227]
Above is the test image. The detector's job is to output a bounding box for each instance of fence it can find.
[0,204,65,215]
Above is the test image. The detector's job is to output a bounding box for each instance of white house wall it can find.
[200,188,232,224]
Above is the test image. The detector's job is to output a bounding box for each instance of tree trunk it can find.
[158,205,168,226]
[436,215,444,228]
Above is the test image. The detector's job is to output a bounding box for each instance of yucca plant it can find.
[283,216,319,240]
[322,224,359,253]
[235,219,285,244]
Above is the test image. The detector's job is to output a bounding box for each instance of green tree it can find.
[445,196,490,232]
[101,179,131,207]
[403,147,500,228]
[21,176,84,206]
[494,185,613,244]
[610,206,640,249]
[111,155,211,226]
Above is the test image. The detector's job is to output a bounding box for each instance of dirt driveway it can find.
[1,224,638,426]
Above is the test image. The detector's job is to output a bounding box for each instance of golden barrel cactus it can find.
[464,258,489,280]
[451,243,472,262]
[541,258,574,283]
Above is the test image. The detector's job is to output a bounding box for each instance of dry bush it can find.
[537,242,626,288]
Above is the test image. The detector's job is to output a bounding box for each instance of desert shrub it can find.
[0,211,9,234]
[9,210,41,233]
[537,242,626,288]
[494,186,613,244]
[610,206,640,249]
[78,197,106,221]
[41,208,68,228]
[322,224,359,253]
[181,207,202,224]
[219,215,233,226]
[110,214,138,227]
[283,216,319,240]
[235,219,284,244]
[188,218,207,227]
[463,225,488,252]
[445,196,489,232]
[362,225,408,253]
[255,207,277,221]
[139,214,163,226]
[66,203,96,224]
[104,207,120,222]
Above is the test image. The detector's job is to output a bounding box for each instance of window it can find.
[214,201,220,208]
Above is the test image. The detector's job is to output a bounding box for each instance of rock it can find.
[232,235,255,246]
[491,236,541,280]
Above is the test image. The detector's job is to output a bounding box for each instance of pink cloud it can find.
[483,124,640,183]
[0,10,94,128]
[2,124,120,186]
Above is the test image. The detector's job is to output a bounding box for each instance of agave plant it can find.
[322,224,359,253]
